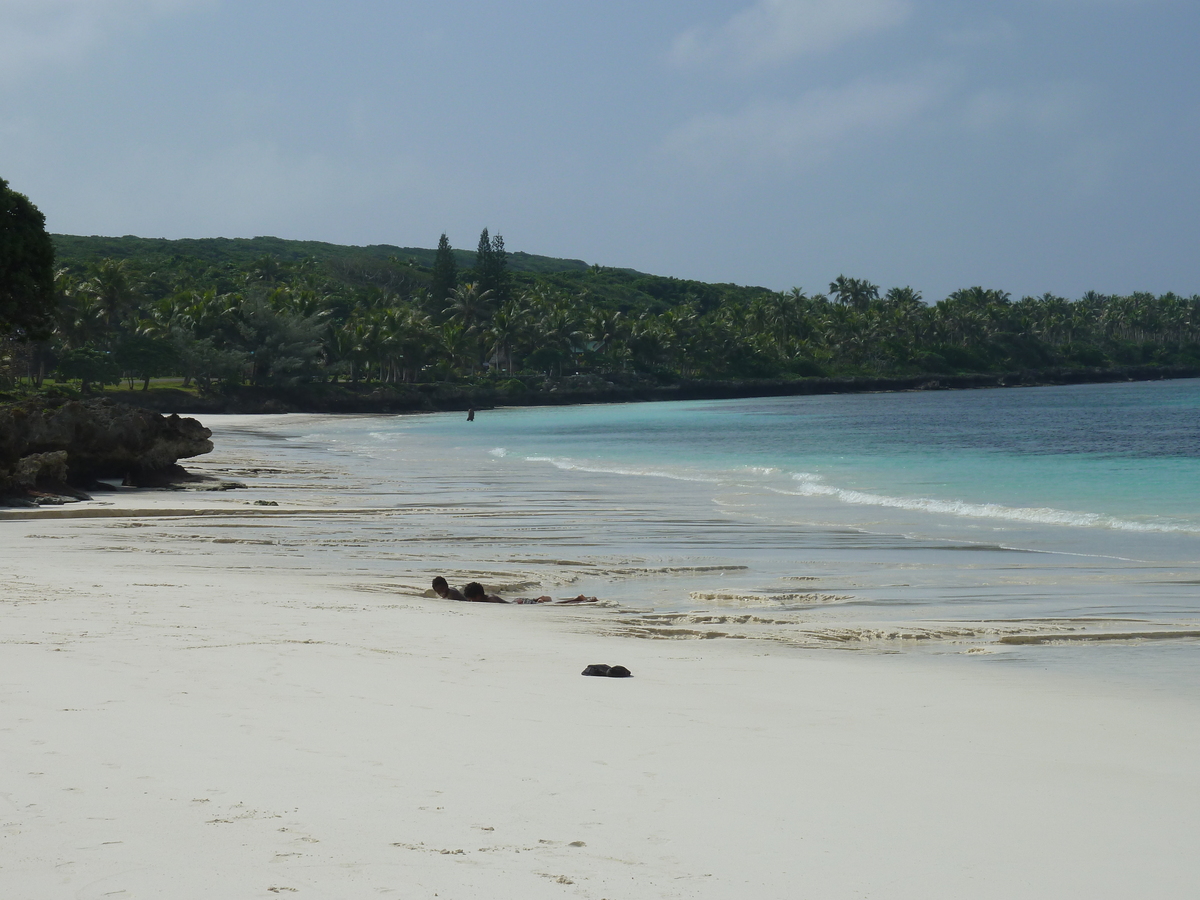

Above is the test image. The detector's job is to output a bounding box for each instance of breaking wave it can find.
[501,447,1198,535]
[780,473,1198,534]
[523,456,722,483]
[488,440,1200,536]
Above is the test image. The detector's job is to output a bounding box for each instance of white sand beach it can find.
[3,414,1199,899]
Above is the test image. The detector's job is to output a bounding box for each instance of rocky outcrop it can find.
[6,450,70,490]
[0,397,216,500]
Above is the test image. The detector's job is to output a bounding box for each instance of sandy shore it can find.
[3,431,1199,898]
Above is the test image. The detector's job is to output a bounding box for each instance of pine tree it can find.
[430,233,457,309]
[489,232,509,303]
[474,228,509,304]
[475,228,492,284]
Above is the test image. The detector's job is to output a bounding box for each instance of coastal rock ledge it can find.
[0,397,221,503]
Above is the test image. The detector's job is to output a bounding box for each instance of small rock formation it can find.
[8,450,70,489]
[0,397,221,502]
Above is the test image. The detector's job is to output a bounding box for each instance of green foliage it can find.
[233,296,327,387]
[54,345,122,392]
[829,275,879,310]
[430,234,458,312]
[0,178,56,338]
[23,231,1197,394]
[474,229,510,303]
[114,334,176,390]
[173,334,248,394]
[51,234,589,275]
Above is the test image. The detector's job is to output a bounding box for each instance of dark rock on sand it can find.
[0,397,222,501]
[582,664,633,677]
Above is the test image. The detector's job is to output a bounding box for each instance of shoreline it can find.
[4,412,1200,897]
[16,362,1200,415]
[4,491,1199,897]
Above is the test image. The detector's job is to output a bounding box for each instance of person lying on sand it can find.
[461,582,507,603]
[465,583,600,604]
[434,579,598,605]
[431,576,467,602]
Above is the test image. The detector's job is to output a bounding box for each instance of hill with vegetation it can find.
[2,228,1198,412]
[50,234,599,276]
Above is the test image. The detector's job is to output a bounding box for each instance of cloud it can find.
[961,81,1118,196]
[0,0,200,81]
[963,81,1093,133]
[52,136,437,242]
[941,18,1017,48]
[1059,135,1123,196]
[670,0,912,71]
[661,71,946,170]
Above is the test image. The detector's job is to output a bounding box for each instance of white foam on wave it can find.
[523,456,722,483]
[780,473,1199,534]
[489,447,508,457]
[502,448,1200,535]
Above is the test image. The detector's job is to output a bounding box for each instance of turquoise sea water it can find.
[426,378,1200,535]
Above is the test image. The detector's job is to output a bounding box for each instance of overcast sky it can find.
[2,0,1197,299]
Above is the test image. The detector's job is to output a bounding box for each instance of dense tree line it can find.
[0,178,56,341]
[3,212,1199,395]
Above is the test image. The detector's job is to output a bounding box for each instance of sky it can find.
[1,0,1197,300]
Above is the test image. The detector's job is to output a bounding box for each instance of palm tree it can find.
[626,312,671,374]
[438,321,477,375]
[486,301,529,374]
[84,259,140,330]
[53,268,102,350]
[443,283,496,372]
[443,283,495,332]
[586,309,625,371]
[521,295,584,376]
[393,308,435,382]
[828,276,879,311]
